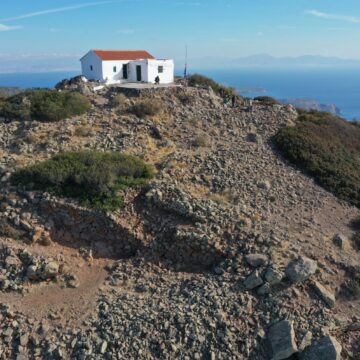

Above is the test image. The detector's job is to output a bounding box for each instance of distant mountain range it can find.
[188,54,360,68]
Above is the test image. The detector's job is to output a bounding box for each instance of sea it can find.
[1,67,360,120]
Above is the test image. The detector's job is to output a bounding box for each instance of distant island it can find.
[279,98,341,115]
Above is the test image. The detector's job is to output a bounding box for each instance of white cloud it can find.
[306,9,360,23]
[117,29,135,34]
[0,1,126,22]
[0,24,22,32]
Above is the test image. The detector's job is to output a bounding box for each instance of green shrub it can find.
[129,100,162,117]
[187,74,236,98]
[254,96,280,105]
[11,151,154,211]
[274,110,360,208]
[0,89,91,122]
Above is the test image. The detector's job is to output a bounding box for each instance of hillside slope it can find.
[0,82,358,359]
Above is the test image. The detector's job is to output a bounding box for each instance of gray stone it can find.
[66,274,80,288]
[244,271,263,290]
[41,261,59,279]
[100,341,108,354]
[299,331,313,351]
[333,233,350,250]
[245,254,268,268]
[20,333,29,346]
[285,256,317,283]
[268,320,298,360]
[265,267,284,285]
[258,180,271,190]
[26,265,39,280]
[300,336,342,360]
[257,283,271,295]
[312,281,336,308]
[5,255,21,268]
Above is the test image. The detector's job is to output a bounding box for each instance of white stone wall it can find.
[80,51,103,81]
[147,59,174,84]
[102,60,130,83]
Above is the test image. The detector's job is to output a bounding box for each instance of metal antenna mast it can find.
[184,45,188,78]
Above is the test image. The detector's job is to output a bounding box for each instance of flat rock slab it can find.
[285,256,317,283]
[312,281,336,308]
[300,336,342,360]
[268,320,298,360]
[245,254,268,268]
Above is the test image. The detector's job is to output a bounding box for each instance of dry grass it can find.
[186,183,211,199]
[192,135,208,147]
[74,126,93,137]
[111,94,128,108]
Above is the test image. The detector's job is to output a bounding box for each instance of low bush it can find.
[187,74,236,98]
[0,218,26,240]
[111,93,128,108]
[129,100,162,117]
[254,96,280,105]
[350,217,360,249]
[349,273,360,299]
[11,151,154,211]
[274,110,360,208]
[0,89,91,122]
[192,135,208,147]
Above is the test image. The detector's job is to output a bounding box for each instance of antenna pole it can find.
[184,45,188,78]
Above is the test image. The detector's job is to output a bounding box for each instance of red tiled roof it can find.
[92,49,155,61]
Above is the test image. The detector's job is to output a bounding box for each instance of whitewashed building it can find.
[80,49,174,84]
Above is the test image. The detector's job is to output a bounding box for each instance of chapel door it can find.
[136,65,142,81]
[122,64,128,79]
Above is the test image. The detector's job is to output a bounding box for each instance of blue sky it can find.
[1,0,360,72]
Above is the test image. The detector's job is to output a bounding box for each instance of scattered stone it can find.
[258,180,271,190]
[41,262,59,279]
[245,254,268,268]
[300,336,342,360]
[66,274,80,288]
[285,256,317,283]
[299,331,313,351]
[100,340,108,354]
[268,320,298,360]
[333,233,350,250]
[257,283,271,295]
[312,281,336,308]
[19,334,29,346]
[244,271,263,290]
[264,267,284,285]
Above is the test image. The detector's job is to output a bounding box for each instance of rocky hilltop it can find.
[0,78,359,359]
[279,98,341,115]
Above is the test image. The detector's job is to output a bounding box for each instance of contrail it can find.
[1,1,125,22]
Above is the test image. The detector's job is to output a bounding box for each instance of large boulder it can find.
[268,320,298,360]
[285,256,317,283]
[300,336,342,360]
